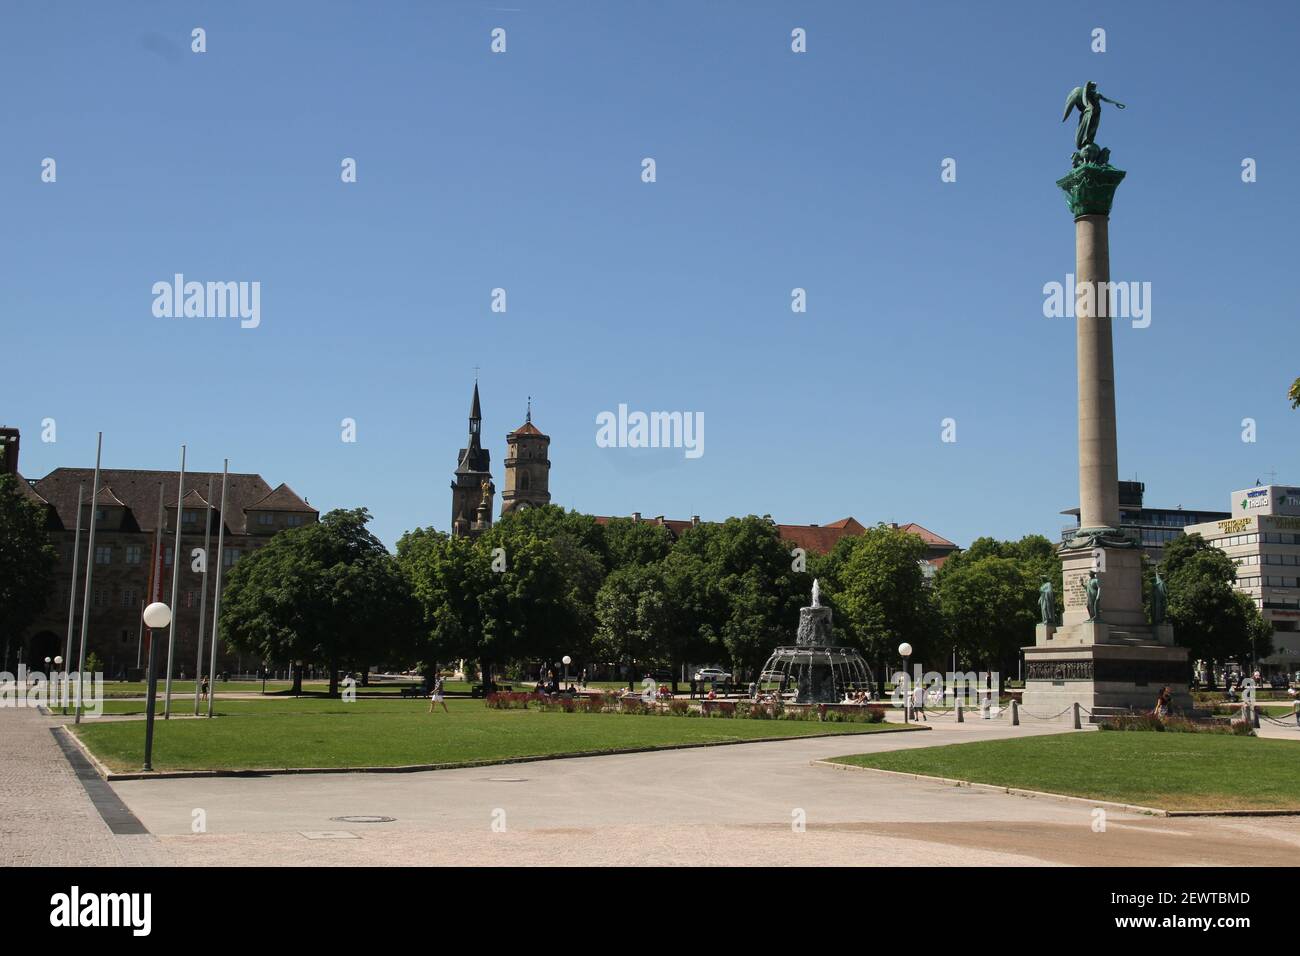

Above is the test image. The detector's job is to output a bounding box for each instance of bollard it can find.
[1252,704,1260,729]
[955,699,964,723]
[1072,701,1081,729]
[1011,699,1019,726]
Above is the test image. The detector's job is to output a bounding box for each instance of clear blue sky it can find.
[4,0,1297,549]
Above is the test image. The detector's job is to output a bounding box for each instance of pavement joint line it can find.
[812,760,1300,818]
[49,726,151,835]
[79,724,930,781]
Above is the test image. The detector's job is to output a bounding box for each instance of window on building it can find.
[94,546,112,565]
[183,509,199,526]
[224,548,240,567]
[121,589,137,608]
[93,588,110,608]
[125,545,143,565]
[165,546,173,566]
[287,514,304,527]
[258,513,274,526]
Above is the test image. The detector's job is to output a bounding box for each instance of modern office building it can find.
[1061,480,1229,562]
[1183,484,1300,679]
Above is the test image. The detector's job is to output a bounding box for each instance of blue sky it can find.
[3,0,1297,549]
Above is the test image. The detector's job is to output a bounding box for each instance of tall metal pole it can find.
[207,460,229,718]
[74,433,102,725]
[193,475,214,715]
[163,444,185,718]
[143,485,165,768]
[61,484,84,714]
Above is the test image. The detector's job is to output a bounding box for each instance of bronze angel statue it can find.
[1062,81,1125,165]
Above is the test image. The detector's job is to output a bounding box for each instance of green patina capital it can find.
[1057,162,1126,218]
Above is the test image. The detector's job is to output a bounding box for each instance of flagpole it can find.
[74,433,102,725]
[193,475,214,715]
[61,484,84,715]
[207,460,228,718]
[162,444,185,718]
[142,483,165,769]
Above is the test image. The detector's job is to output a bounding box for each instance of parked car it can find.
[694,667,732,683]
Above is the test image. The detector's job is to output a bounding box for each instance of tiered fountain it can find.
[754,580,874,703]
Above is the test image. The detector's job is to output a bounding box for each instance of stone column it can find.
[1074,214,1120,532]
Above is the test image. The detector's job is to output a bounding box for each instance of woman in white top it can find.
[428,675,448,713]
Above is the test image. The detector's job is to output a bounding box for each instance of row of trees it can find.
[0,469,1276,693]
[220,506,1276,695]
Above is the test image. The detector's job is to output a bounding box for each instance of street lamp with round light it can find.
[562,655,572,689]
[898,642,913,723]
[141,602,171,771]
[53,656,63,710]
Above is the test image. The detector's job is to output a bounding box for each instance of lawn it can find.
[71,696,916,773]
[830,732,1300,811]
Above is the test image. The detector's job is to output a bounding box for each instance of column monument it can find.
[1022,82,1191,718]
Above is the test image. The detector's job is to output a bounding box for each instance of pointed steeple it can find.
[525,395,531,425]
[470,380,483,422]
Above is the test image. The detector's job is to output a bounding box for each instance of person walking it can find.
[200,675,209,702]
[428,674,448,714]
[911,681,927,722]
[1153,686,1171,718]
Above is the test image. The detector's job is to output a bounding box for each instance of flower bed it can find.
[1100,713,1254,736]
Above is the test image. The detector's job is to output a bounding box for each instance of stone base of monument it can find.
[1022,628,1191,719]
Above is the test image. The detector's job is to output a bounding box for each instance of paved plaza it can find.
[5,705,1299,867]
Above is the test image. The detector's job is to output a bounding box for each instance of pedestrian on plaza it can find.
[911,682,927,721]
[200,675,209,701]
[428,674,448,714]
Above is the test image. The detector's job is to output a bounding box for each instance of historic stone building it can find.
[4,428,317,677]
[451,383,550,536]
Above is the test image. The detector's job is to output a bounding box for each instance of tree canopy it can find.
[0,474,57,669]
[221,508,420,695]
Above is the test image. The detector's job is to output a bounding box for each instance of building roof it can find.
[509,421,547,438]
[245,482,317,513]
[31,468,307,535]
[174,488,211,509]
[94,485,128,508]
[894,522,958,549]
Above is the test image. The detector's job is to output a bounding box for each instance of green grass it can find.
[830,732,1300,811]
[71,696,913,772]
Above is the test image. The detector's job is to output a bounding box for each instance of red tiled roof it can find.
[509,421,547,438]
[895,522,958,549]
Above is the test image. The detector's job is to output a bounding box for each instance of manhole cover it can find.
[329,815,396,823]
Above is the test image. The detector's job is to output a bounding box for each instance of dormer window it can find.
[258,513,274,526]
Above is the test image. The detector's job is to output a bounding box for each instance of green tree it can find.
[398,505,606,685]
[1162,532,1260,687]
[0,474,56,671]
[812,524,935,690]
[665,516,807,679]
[221,508,420,696]
[602,516,673,571]
[934,556,1035,681]
[593,563,673,688]
[1289,376,1299,409]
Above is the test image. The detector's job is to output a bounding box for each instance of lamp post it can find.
[562,655,571,689]
[899,642,913,724]
[141,602,171,771]
[53,656,63,709]
[44,657,52,708]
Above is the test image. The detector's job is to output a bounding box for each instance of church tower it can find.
[450,381,494,536]
[501,398,550,515]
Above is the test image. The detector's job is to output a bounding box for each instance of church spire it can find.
[467,380,482,448]
[525,395,531,425]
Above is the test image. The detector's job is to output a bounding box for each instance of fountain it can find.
[753,580,874,703]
